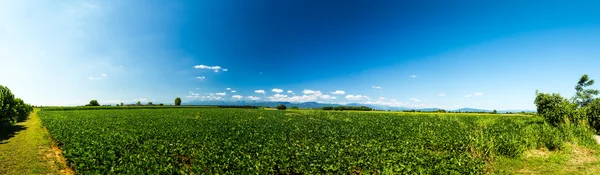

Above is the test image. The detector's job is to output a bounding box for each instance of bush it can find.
[586,99,600,133]
[175,97,182,106]
[0,85,16,124]
[534,92,583,126]
[276,104,287,110]
[291,106,299,110]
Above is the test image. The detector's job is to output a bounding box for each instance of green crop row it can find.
[38,108,597,174]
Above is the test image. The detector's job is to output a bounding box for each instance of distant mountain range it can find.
[184,100,535,113]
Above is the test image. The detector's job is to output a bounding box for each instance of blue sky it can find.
[1,0,600,110]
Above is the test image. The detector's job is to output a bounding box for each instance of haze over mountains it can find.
[184,100,534,113]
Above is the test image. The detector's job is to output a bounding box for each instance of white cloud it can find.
[226,88,232,90]
[345,95,370,101]
[194,65,221,70]
[255,90,266,94]
[215,92,226,96]
[410,75,417,78]
[272,88,283,93]
[364,98,405,107]
[409,98,420,102]
[133,98,148,102]
[230,90,236,93]
[194,65,226,73]
[319,95,336,100]
[247,96,260,100]
[196,76,205,81]
[331,90,345,95]
[232,95,243,99]
[372,86,382,89]
[88,76,101,80]
[303,89,322,95]
[101,73,107,77]
[287,90,293,93]
[474,92,484,96]
[439,93,446,97]
[464,94,472,98]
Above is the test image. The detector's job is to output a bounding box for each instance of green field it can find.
[38,108,598,174]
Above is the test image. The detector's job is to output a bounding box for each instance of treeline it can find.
[322,106,373,111]
[535,74,600,133]
[0,85,34,125]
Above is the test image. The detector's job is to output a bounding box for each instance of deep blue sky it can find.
[1,0,600,110]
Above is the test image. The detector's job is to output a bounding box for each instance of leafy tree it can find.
[148,102,153,106]
[534,92,581,126]
[175,97,182,106]
[572,74,599,107]
[136,101,142,106]
[276,104,287,110]
[87,100,100,106]
[492,110,497,114]
[0,85,16,124]
[291,106,299,110]
[159,103,164,106]
[120,102,124,106]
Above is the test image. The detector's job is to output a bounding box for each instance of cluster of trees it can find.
[276,104,287,110]
[322,106,373,111]
[535,74,600,133]
[0,85,34,125]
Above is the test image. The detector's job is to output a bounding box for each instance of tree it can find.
[120,102,124,106]
[136,101,142,106]
[492,110,497,114]
[572,74,599,107]
[87,100,100,106]
[159,103,164,106]
[175,97,182,106]
[147,102,153,106]
[291,106,299,110]
[0,85,16,124]
[276,104,287,110]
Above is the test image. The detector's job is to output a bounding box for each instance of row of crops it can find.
[38,108,598,174]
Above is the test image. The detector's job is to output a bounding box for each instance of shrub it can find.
[291,106,299,110]
[276,104,287,110]
[0,85,16,124]
[534,92,583,126]
[586,99,600,133]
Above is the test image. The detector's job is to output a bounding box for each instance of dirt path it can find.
[0,109,72,175]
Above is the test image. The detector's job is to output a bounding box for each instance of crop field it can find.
[38,108,597,174]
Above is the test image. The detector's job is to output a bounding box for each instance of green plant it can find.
[276,104,286,110]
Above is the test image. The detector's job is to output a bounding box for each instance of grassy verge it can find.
[493,143,600,174]
[0,109,60,174]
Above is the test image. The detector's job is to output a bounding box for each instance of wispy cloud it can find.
[438,93,446,97]
[287,90,293,93]
[226,88,232,90]
[247,96,260,100]
[88,76,101,80]
[194,65,226,72]
[254,90,266,94]
[410,75,417,78]
[230,90,236,93]
[232,95,243,99]
[372,86,382,89]
[215,92,226,96]
[272,88,283,93]
[331,90,345,95]
[303,89,322,95]
[345,95,370,101]
[196,76,205,81]
[464,94,472,98]
[409,98,420,102]
[101,73,107,77]
[320,95,336,100]
[474,92,484,96]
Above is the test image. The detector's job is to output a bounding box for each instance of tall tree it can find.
[175,97,182,106]
[572,74,599,107]
[87,100,100,106]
